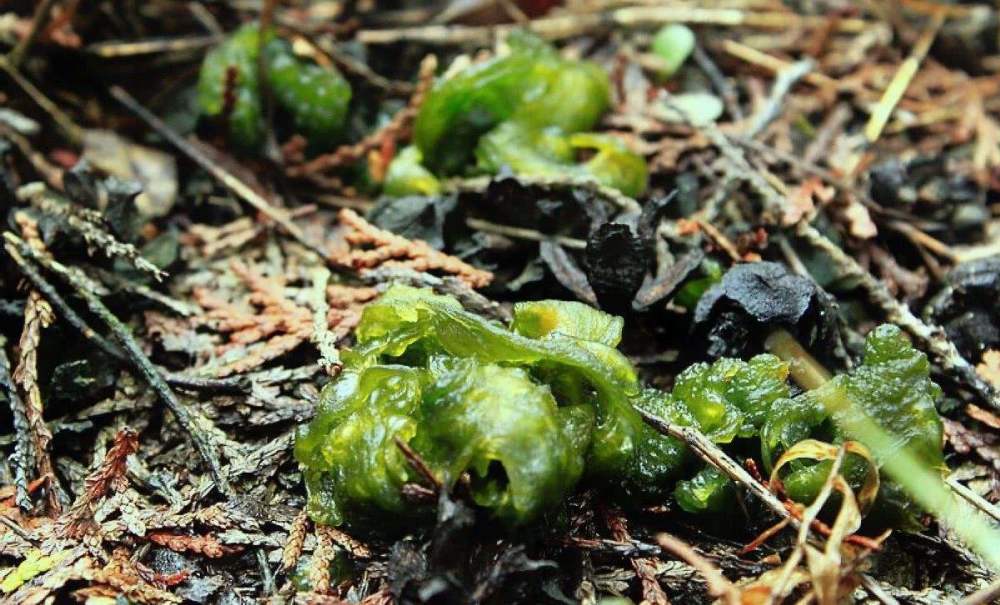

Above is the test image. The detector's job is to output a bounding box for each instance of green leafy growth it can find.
[382,146,442,197]
[196,24,269,150]
[402,32,647,195]
[197,24,351,152]
[296,286,691,527]
[674,466,735,513]
[297,288,946,531]
[763,324,944,528]
[671,354,790,443]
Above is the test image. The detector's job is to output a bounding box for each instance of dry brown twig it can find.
[76,548,183,604]
[16,184,167,281]
[309,524,335,594]
[332,208,493,288]
[282,509,311,573]
[12,212,62,514]
[146,531,242,558]
[602,506,669,605]
[655,533,740,605]
[59,427,139,539]
[181,259,374,377]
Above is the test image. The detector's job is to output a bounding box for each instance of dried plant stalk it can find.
[332,209,492,288]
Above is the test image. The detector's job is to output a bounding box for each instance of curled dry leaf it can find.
[783,177,834,226]
[976,349,1000,390]
[769,438,881,513]
[840,198,878,239]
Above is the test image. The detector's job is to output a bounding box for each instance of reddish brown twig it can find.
[602,506,669,605]
[146,531,242,558]
[332,209,492,288]
[60,427,139,538]
[282,510,310,573]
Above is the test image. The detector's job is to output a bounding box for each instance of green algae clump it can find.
[197,24,350,152]
[384,32,647,196]
[295,287,690,527]
[296,287,945,530]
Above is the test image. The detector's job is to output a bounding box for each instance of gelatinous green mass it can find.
[762,325,945,527]
[382,146,441,197]
[296,288,944,528]
[391,32,647,196]
[296,287,692,526]
[197,25,350,152]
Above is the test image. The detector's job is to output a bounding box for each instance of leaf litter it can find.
[1,1,1000,604]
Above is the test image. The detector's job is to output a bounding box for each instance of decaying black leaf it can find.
[584,223,649,312]
[369,195,460,250]
[63,161,144,240]
[926,255,1000,360]
[633,249,704,310]
[542,240,598,306]
[693,261,841,360]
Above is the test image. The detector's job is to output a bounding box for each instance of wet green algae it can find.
[296,287,944,530]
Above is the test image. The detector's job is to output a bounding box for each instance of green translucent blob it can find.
[408,32,646,196]
[511,299,623,345]
[651,24,696,79]
[417,357,591,523]
[197,24,269,150]
[660,92,724,126]
[674,466,734,513]
[383,146,442,197]
[265,40,351,143]
[476,124,649,197]
[414,32,607,174]
[763,324,944,528]
[296,287,944,530]
[197,25,351,152]
[671,354,790,443]
[294,365,423,527]
[296,286,689,527]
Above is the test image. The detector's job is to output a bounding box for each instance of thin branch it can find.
[5,239,248,394]
[863,10,946,144]
[4,232,232,494]
[109,85,323,259]
[6,0,58,68]
[637,408,794,524]
[0,335,34,511]
[0,55,84,144]
[961,577,1000,605]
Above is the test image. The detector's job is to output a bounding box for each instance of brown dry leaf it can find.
[976,349,1000,389]
[802,475,865,605]
[969,95,1000,186]
[966,404,1000,430]
[783,177,834,226]
[945,418,1000,475]
[82,129,178,217]
[840,198,878,239]
[770,439,880,513]
[82,549,183,604]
